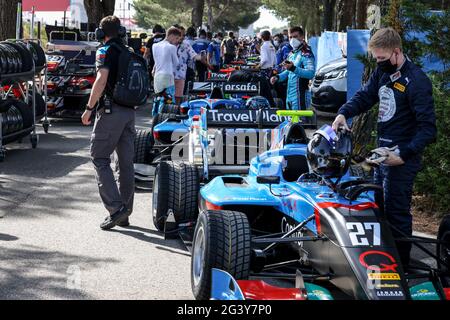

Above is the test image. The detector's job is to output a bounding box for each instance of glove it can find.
[366,146,400,166]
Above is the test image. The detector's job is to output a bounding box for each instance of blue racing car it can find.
[151,110,450,300]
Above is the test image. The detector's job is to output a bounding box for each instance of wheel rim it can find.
[193,225,206,286]
[152,170,159,220]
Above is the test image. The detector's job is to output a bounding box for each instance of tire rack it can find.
[0,40,48,162]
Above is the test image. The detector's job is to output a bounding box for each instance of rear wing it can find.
[201,108,289,129]
[187,81,260,96]
[207,72,230,82]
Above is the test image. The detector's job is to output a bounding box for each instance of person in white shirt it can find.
[173,25,206,105]
[260,30,276,73]
[152,27,182,98]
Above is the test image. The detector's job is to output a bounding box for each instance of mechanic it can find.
[192,29,210,81]
[222,32,239,65]
[152,27,181,107]
[270,26,315,110]
[174,25,206,104]
[81,16,135,230]
[332,28,437,266]
[259,30,276,78]
[143,24,166,86]
[207,32,223,73]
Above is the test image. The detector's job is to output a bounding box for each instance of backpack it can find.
[224,38,236,55]
[110,43,149,107]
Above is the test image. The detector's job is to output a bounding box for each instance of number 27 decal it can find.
[346,222,381,246]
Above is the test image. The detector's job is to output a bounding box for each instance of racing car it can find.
[151,110,450,300]
[135,80,275,166]
[45,28,100,119]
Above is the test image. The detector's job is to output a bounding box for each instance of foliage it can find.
[400,0,450,81]
[133,0,261,31]
[414,74,450,216]
[133,0,192,29]
[262,1,322,36]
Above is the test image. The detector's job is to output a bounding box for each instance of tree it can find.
[133,0,261,32]
[323,0,337,31]
[0,0,19,41]
[355,0,369,29]
[191,0,205,28]
[336,0,355,31]
[133,0,192,29]
[262,0,322,36]
[83,0,116,26]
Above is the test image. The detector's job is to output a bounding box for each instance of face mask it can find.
[274,40,280,47]
[290,38,302,50]
[377,52,397,74]
[215,39,222,44]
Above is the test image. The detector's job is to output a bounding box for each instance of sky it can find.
[253,7,288,29]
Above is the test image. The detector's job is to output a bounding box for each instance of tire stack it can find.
[0,40,46,74]
[0,99,34,145]
[0,41,46,147]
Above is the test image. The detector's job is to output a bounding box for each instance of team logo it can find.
[359,250,398,272]
[192,82,213,91]
[378,86,396,123]
[223,83,258,92]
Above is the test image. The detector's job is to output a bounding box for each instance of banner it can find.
[316,31,343,70]
[23,0,71,11]
[346,29,370,100]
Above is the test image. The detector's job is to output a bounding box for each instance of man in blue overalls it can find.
[270,26,315,110]
[332,28,437,266]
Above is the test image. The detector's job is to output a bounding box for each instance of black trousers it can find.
[196,61,207,82]
[374,153,422,266]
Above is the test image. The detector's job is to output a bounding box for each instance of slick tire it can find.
[152,161,199,231]
[191,210,251,300]
[0,45,8,74]
[27,41,46,68]
[5,41,33,72]
[12,99,33,129]
[152,161,175,231]
[27,93,46,120]
[170,161,199,223]
[134,129,154,164]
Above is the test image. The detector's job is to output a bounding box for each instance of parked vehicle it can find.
[311,58,347,116]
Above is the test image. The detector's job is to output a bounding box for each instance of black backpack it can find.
[225,38,236,55]
[111,43,149,107]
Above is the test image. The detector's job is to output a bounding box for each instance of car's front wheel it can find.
[191,210,251,300]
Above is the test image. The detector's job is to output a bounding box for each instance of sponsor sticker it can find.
[375,283,401,289]
[368,273,400,280]
[393,82,406,92]
[376,290,404,297]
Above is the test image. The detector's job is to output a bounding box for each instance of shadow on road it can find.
[0,244,119,299]
[109,226,188,255]
[0,233,19,241]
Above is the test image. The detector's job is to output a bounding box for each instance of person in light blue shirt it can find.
[271,26,315,110]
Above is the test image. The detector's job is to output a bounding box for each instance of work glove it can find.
[366,146,402,166]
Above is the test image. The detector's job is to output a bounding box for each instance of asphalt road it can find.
[0,106,193,300]
[0,106,436,300]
